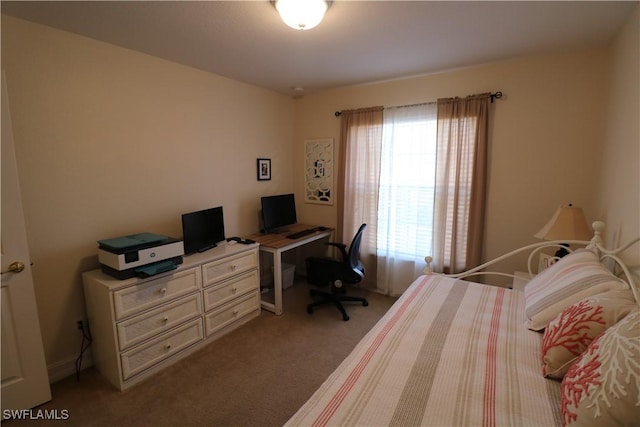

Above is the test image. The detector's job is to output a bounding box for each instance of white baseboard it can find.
[47,349,93,383]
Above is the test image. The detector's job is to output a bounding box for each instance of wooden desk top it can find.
[246,223,333,249]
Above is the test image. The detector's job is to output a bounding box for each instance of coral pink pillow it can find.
[560,309,640,426]
[541,289,637,379]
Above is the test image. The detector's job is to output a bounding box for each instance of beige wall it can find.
[294,49,611,277]
[595,5,640,263]
[2,16,296,369]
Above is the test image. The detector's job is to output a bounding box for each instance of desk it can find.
[246,224,333,315]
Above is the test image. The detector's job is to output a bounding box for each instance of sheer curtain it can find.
[432,93,490,273]
[337,106,384,289]
[376,103,437,296]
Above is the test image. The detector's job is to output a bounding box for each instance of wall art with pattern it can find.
[304,138,334,205]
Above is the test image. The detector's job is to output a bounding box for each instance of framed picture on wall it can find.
[257,158,271,181]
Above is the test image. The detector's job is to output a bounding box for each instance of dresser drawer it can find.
[112,267,201,320]
[204,292,260,337]
[116,293,203,350]
[120,319,203,381]
[202,270,258,312]
[202,250,258,286]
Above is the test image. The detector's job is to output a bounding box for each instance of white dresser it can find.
[83,242,260,390]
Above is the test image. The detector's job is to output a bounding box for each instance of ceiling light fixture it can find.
[275,0,328,31]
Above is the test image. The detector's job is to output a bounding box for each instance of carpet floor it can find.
[7,280,396,427]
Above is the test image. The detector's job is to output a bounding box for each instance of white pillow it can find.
[524,249,627,331]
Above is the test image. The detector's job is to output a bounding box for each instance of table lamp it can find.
[534,204,592,258]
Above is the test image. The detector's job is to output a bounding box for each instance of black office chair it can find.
[305,224,368,321]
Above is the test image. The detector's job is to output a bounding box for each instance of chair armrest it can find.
[326,242,348,260]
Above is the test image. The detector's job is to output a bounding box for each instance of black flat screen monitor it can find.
[261,193,297,233]
[181,206,225,254]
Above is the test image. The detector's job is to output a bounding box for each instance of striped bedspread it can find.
[286,275,562,427]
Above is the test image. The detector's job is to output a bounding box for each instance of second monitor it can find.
[261,193,297,233]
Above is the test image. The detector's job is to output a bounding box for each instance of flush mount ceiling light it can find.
[275,0,328,30]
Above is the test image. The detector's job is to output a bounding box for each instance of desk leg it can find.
[273,252,283,315]
[260,249,284,315]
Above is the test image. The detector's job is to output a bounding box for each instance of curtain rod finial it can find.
[490,91,503,103]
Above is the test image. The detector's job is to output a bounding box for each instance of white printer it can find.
[97,232,184,279]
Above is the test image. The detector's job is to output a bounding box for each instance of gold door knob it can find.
[1,261,25,275]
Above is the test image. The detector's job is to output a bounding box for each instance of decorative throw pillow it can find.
[560,309,640,426]
[541,289,637,379]
[524,249,627,330]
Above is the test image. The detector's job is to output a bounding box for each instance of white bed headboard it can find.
[424,221,640,306]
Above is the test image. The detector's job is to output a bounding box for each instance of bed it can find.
[286,222,640,426]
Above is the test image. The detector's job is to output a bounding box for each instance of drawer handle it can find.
[162,316,169,324]
[232,286,238,294]
[160,288,167,295]
[230,264,237,271]
[166,343,172,351]
[233,309,239,317]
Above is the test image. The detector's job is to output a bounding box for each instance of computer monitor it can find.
[181,206,225,254]
[261,193,297,233]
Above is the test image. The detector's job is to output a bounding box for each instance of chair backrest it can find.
[347,224,367,276]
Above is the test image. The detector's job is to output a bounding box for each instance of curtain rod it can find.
[334,91,503,117]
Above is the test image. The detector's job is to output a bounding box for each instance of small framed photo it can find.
[257,158,271,181]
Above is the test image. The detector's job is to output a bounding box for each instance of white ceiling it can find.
[2,1,636,97]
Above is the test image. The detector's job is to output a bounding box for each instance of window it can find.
[340,94,489,295]
[377,104,437,261]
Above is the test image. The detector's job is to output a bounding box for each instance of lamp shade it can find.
[534,205,592,241]
[276,0,327,30]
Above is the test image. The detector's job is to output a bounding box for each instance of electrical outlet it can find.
[77,320,84,330]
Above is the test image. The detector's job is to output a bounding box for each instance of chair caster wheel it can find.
[363,300,369,307]
[342,314,350,321]
[307,305,314,314]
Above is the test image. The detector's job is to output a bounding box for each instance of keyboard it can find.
[286,228,316,239]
